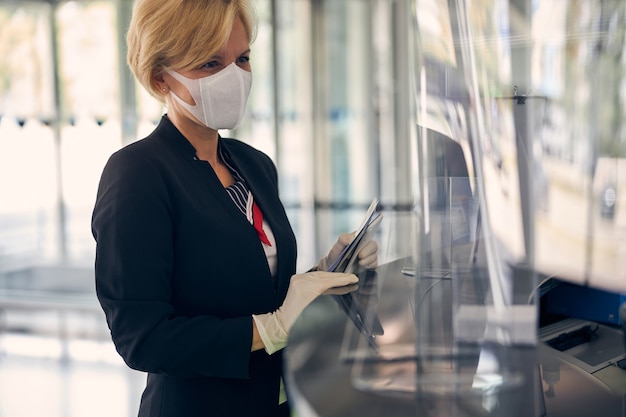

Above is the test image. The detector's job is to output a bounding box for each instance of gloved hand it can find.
[253,271,358,354]
[316,232,379,272]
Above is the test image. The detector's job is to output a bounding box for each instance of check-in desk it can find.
[284,259,626,417]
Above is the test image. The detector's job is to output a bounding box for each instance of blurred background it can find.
[0,0,415,416]
[2,0,626,416]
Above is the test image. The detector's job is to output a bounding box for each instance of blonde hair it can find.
[126,0,257,103]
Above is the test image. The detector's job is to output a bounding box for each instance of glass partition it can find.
[345,0,626,407]
[443,0,626,295]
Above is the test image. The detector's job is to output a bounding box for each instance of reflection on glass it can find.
[348,0,626,408]
[453,0,626,294]
[409,0,626,401]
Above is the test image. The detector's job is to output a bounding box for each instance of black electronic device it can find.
[326,199,384,352]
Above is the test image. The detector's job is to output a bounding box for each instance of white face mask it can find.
[166,63,252,130]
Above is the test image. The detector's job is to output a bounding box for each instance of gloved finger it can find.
[358,240,378,268]
[308,271,359,290]
[337,232,354,247]
[323,283,359,295]
[328,232,354,258]
[315,232,357,272]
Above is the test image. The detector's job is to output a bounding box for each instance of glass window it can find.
[56,1,120,262]
[0,2,58,266]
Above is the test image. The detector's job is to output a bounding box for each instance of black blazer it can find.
[91,116,297,416]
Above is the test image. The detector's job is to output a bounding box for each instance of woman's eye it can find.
[237,56,250,65]
[200,61,219,69]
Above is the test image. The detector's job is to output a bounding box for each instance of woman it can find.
[91,1,378,416]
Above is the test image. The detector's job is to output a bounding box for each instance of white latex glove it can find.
[316,232,379,272]
[253,271,358,354]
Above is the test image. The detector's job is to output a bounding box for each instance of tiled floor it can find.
[0,333,146,417]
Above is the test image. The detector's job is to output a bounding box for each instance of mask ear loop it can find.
[165,69,206,123]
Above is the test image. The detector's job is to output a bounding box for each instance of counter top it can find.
[284,259,626,417]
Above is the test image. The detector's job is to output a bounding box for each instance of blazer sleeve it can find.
[91,147,254,379]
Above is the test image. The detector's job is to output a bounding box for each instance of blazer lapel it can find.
[224,141,297,295]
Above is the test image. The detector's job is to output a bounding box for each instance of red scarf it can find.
[252,201,271,246]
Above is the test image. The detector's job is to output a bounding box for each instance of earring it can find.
[162,87,167,92]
